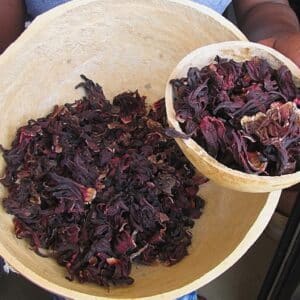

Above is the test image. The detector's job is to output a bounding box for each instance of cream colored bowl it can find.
[166,41,300,193]
[0,1,280,299]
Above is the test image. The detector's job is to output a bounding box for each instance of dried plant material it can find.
[0,76,206,286]
[171,57,300,175]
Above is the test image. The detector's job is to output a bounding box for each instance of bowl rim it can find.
[165,41,300,185]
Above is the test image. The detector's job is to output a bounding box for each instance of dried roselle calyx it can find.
[171,56,300,175]
[0,76,206,287]
[241,102,300,175]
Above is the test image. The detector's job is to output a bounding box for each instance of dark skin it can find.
[233,0,300,66]
[0,0,299,213]
[0,0,26,54]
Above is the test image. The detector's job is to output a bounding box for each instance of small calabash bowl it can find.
[166,41,300,193]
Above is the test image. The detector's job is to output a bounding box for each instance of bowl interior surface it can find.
[0,1,280,299]
[165,41,300,193]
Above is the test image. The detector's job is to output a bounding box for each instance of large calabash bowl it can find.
[0,1,280,299]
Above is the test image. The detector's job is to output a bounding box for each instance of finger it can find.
[259,37,276,48]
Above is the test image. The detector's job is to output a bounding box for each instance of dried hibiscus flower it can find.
[0,76,206,286]
[171,56,300,175]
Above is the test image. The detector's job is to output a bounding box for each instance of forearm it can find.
[233,0,300,42]
[0,0,26,54]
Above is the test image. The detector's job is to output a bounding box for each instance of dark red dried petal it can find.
[199,116,225,157]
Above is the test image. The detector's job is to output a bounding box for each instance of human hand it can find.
[260,32,300,67]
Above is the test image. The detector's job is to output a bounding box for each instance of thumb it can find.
[259,37,276,48]
[259,34,300,67]
[273,33,300,67]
